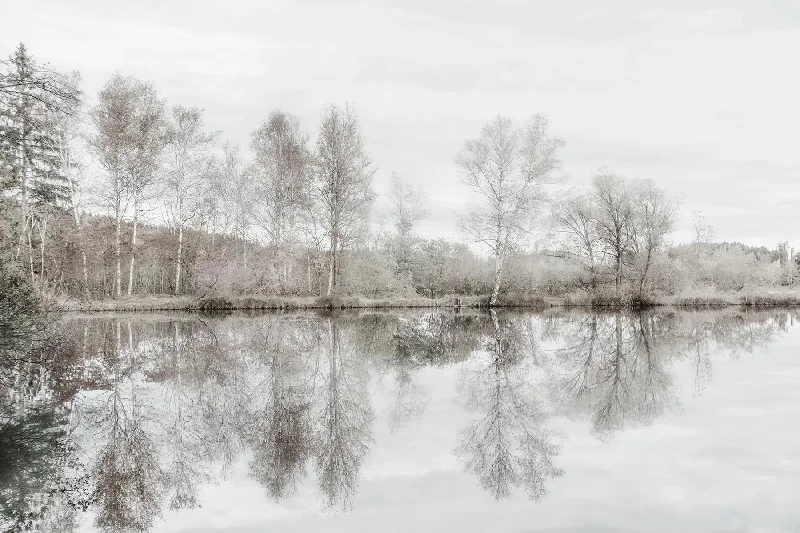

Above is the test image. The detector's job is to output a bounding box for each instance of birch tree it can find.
[53,71,90,299]
[164,105,218,295]
[251,111,312,289]
[312,104,375,296]
[631,181,678,298]
[220,142,254,267]
[456,114,565,306]
[388,172,426,238]
[90,74,165,298]
[388,172,427,277]
[123,85,166,296]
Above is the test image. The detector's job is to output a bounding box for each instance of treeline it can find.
[1,43,796,304]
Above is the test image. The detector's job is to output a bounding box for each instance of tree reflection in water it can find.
[456,310,563,500]
[550,310,787,438]
[246,318,317,501]
[0,308,794,530]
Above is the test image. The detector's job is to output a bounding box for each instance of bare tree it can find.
[89,74,135,298]
[692,210,715,254]
[632,180,678,298]
[163,106,218,295]
[123,87,166,297]
[89,74,166,298]
[220,142,254,267]
[552,190,601,288]
[251,111,312,290]
[591,169,636,294]
[312,104,376,296]
[456,115,565,306]
[53,72,91,300]
[553,172,679,296]
[388,172,427,238]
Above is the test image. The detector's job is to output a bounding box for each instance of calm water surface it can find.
[4,309,800,532]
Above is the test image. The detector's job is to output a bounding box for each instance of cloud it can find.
[2,0,799,246]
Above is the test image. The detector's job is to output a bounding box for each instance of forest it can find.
[1,42,797,309]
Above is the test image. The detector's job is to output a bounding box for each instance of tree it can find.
[552,190,601,288]
[591,169,636,294]
[387,172,427,278]
[456,114,565,306]
[251,111,312,290]
[388,172,426,238]
[0,42,78,114]
[90,74,165,298]
[219,142,254,267]
[123,86,166,297]
[0,44,78,286]
[312,104,376,296]
[692,211,715,255]
[53,71,91,300]
[163,106,218,295]
[631,180,678,298]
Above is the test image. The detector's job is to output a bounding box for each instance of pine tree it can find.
[0,43,76,285]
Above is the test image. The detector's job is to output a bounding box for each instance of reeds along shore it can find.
[57,291,800,312]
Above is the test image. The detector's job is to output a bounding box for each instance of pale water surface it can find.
[4,310,800,532]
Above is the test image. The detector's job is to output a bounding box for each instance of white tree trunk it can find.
[307,252,313,295]
[326,232,338,297]
[69,184,90,300]
[489,241,507,307]
[114,210,122,298]
[39,218,47,294]
[127,196,139,296]
[175,223,183,295]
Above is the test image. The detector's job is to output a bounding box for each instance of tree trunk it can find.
[489,242,507,307]
[19,137,35,286]
[27,222,35,287]
[127,196,139,296]
[175,224,183,296]
[114,211,122,299]
[326,230,338,297]
[638,244,653,299]
[307,252,313,295]
[70,191,90,300]
[175,223,183,295]
[39,218,46,294]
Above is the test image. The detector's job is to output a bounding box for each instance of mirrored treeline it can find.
[0,309,793,532]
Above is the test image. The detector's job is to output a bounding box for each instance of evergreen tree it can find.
[0,43,77,286]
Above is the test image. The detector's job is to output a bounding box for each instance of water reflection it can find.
[456,310,563,500]
[0,308,794,531]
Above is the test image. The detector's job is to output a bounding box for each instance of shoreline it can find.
[56,292,800,312]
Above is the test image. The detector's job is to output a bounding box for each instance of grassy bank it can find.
[59,294,497,312]
[57,290,800,312]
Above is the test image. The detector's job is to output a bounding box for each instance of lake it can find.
[3,309,800,532]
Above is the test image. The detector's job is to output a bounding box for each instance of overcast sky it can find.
[3,0,799,247]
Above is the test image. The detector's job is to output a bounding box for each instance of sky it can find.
[2,0,799,247]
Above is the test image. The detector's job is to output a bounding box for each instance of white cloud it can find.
[3,0,799,246]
